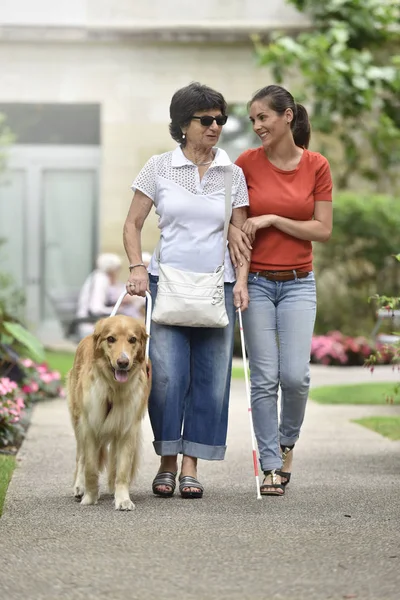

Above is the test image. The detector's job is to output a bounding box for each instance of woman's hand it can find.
[126,266,148,297]
[228,224,252,268]
[242,215,277,244]
[233,279,250,312]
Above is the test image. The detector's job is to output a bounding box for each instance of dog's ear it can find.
[136,324,148,364]
[92,319,107,354]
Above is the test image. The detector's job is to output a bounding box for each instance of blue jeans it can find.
[242,271,317,472]
[148,275,236,460]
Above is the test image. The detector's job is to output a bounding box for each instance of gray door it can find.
[42,169,97,323]
[0,169,25,288]
[1,146,100,339]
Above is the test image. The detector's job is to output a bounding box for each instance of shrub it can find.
[314,191,400,335]
[364,254,400,401]
[0,360,64,449]
[19,358,64,404]
[311,331,397,367]
[0,377,25,447]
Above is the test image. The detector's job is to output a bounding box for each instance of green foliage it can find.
[0,266,25,324]
[323,193,400,270]
[254,0,400,191]
[364,254,400,404]
[2,322,45,364]
[0,243,45,366]
[314,192,400,334]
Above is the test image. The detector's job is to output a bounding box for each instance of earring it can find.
[182,133,186,140]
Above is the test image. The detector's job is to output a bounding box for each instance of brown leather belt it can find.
[251,270,310,282]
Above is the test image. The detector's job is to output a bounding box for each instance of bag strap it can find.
[155,164,233,266]
[222,164,233,265]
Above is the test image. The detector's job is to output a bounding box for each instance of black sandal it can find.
[152,471,177,497]
[179,476,204,499]
[260,470,285,496]
[277,445,294,487]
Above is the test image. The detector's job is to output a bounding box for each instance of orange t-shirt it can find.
[235,147,333,272]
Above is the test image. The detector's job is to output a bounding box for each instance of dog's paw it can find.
[80,493,98,506]
[74,485,85,500]
[115,497,135,511]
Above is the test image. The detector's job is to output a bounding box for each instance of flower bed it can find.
[311,331,398,367]
[0,359,64,452]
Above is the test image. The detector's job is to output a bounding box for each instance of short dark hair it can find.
[169,82,227,146]
[250,85,311,149]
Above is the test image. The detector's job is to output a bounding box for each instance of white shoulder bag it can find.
[151,165,233,328]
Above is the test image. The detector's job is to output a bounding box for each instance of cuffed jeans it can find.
[242,271,317,472]
[148,275,236,461]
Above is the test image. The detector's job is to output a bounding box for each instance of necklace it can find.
[195,159,213,166]
[183,150,214,166]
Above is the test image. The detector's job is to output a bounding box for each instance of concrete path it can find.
[1,365,400,600]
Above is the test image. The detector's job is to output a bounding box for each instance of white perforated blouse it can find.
[131,146,249,283]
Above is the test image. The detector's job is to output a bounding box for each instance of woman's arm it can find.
[230,207,250,311]
[228,206,253,267]
[242,201,332,244]
[123,190,153,296]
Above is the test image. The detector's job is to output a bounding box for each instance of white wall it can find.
[0,0,308,27]
[0,38,272,253]
[0,0,86,25]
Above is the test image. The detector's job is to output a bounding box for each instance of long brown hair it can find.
[250,85,311,149]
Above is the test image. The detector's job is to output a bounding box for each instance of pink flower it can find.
[15,397,25,409]
[21,358,34,368]
[37,365,49,374]
[0,377,18,395]
[22,381,39,394]
[40,373,53,384]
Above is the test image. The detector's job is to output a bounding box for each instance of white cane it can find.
[238,308,262,500]
[110,290,152,361]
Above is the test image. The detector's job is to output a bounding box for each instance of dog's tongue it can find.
[115,370,129,383]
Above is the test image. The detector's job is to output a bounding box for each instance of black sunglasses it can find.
[191,115,228,127]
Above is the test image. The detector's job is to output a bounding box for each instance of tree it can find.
[254,0,400,191]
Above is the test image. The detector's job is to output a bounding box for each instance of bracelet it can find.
[129,263,146,271]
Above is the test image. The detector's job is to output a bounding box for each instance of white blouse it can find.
[76,270,112,319]
[131,146,249,282]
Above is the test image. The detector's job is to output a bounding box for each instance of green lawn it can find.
[353,416,400,441]
[232,366,246,379]
[44,351,74,380]
[0,455,16,516]
[310,382,398,405]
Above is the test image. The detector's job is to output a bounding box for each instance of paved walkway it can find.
[1,365,400,600]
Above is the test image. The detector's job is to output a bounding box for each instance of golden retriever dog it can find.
[67,315,150,510]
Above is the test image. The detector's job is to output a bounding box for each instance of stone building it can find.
[0,0,308,336]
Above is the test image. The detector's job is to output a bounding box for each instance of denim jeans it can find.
[148,275,236,460]
[242,271,317,472]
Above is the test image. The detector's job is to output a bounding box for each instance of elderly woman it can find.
[123,82,249,499]
[75,253,123,340]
